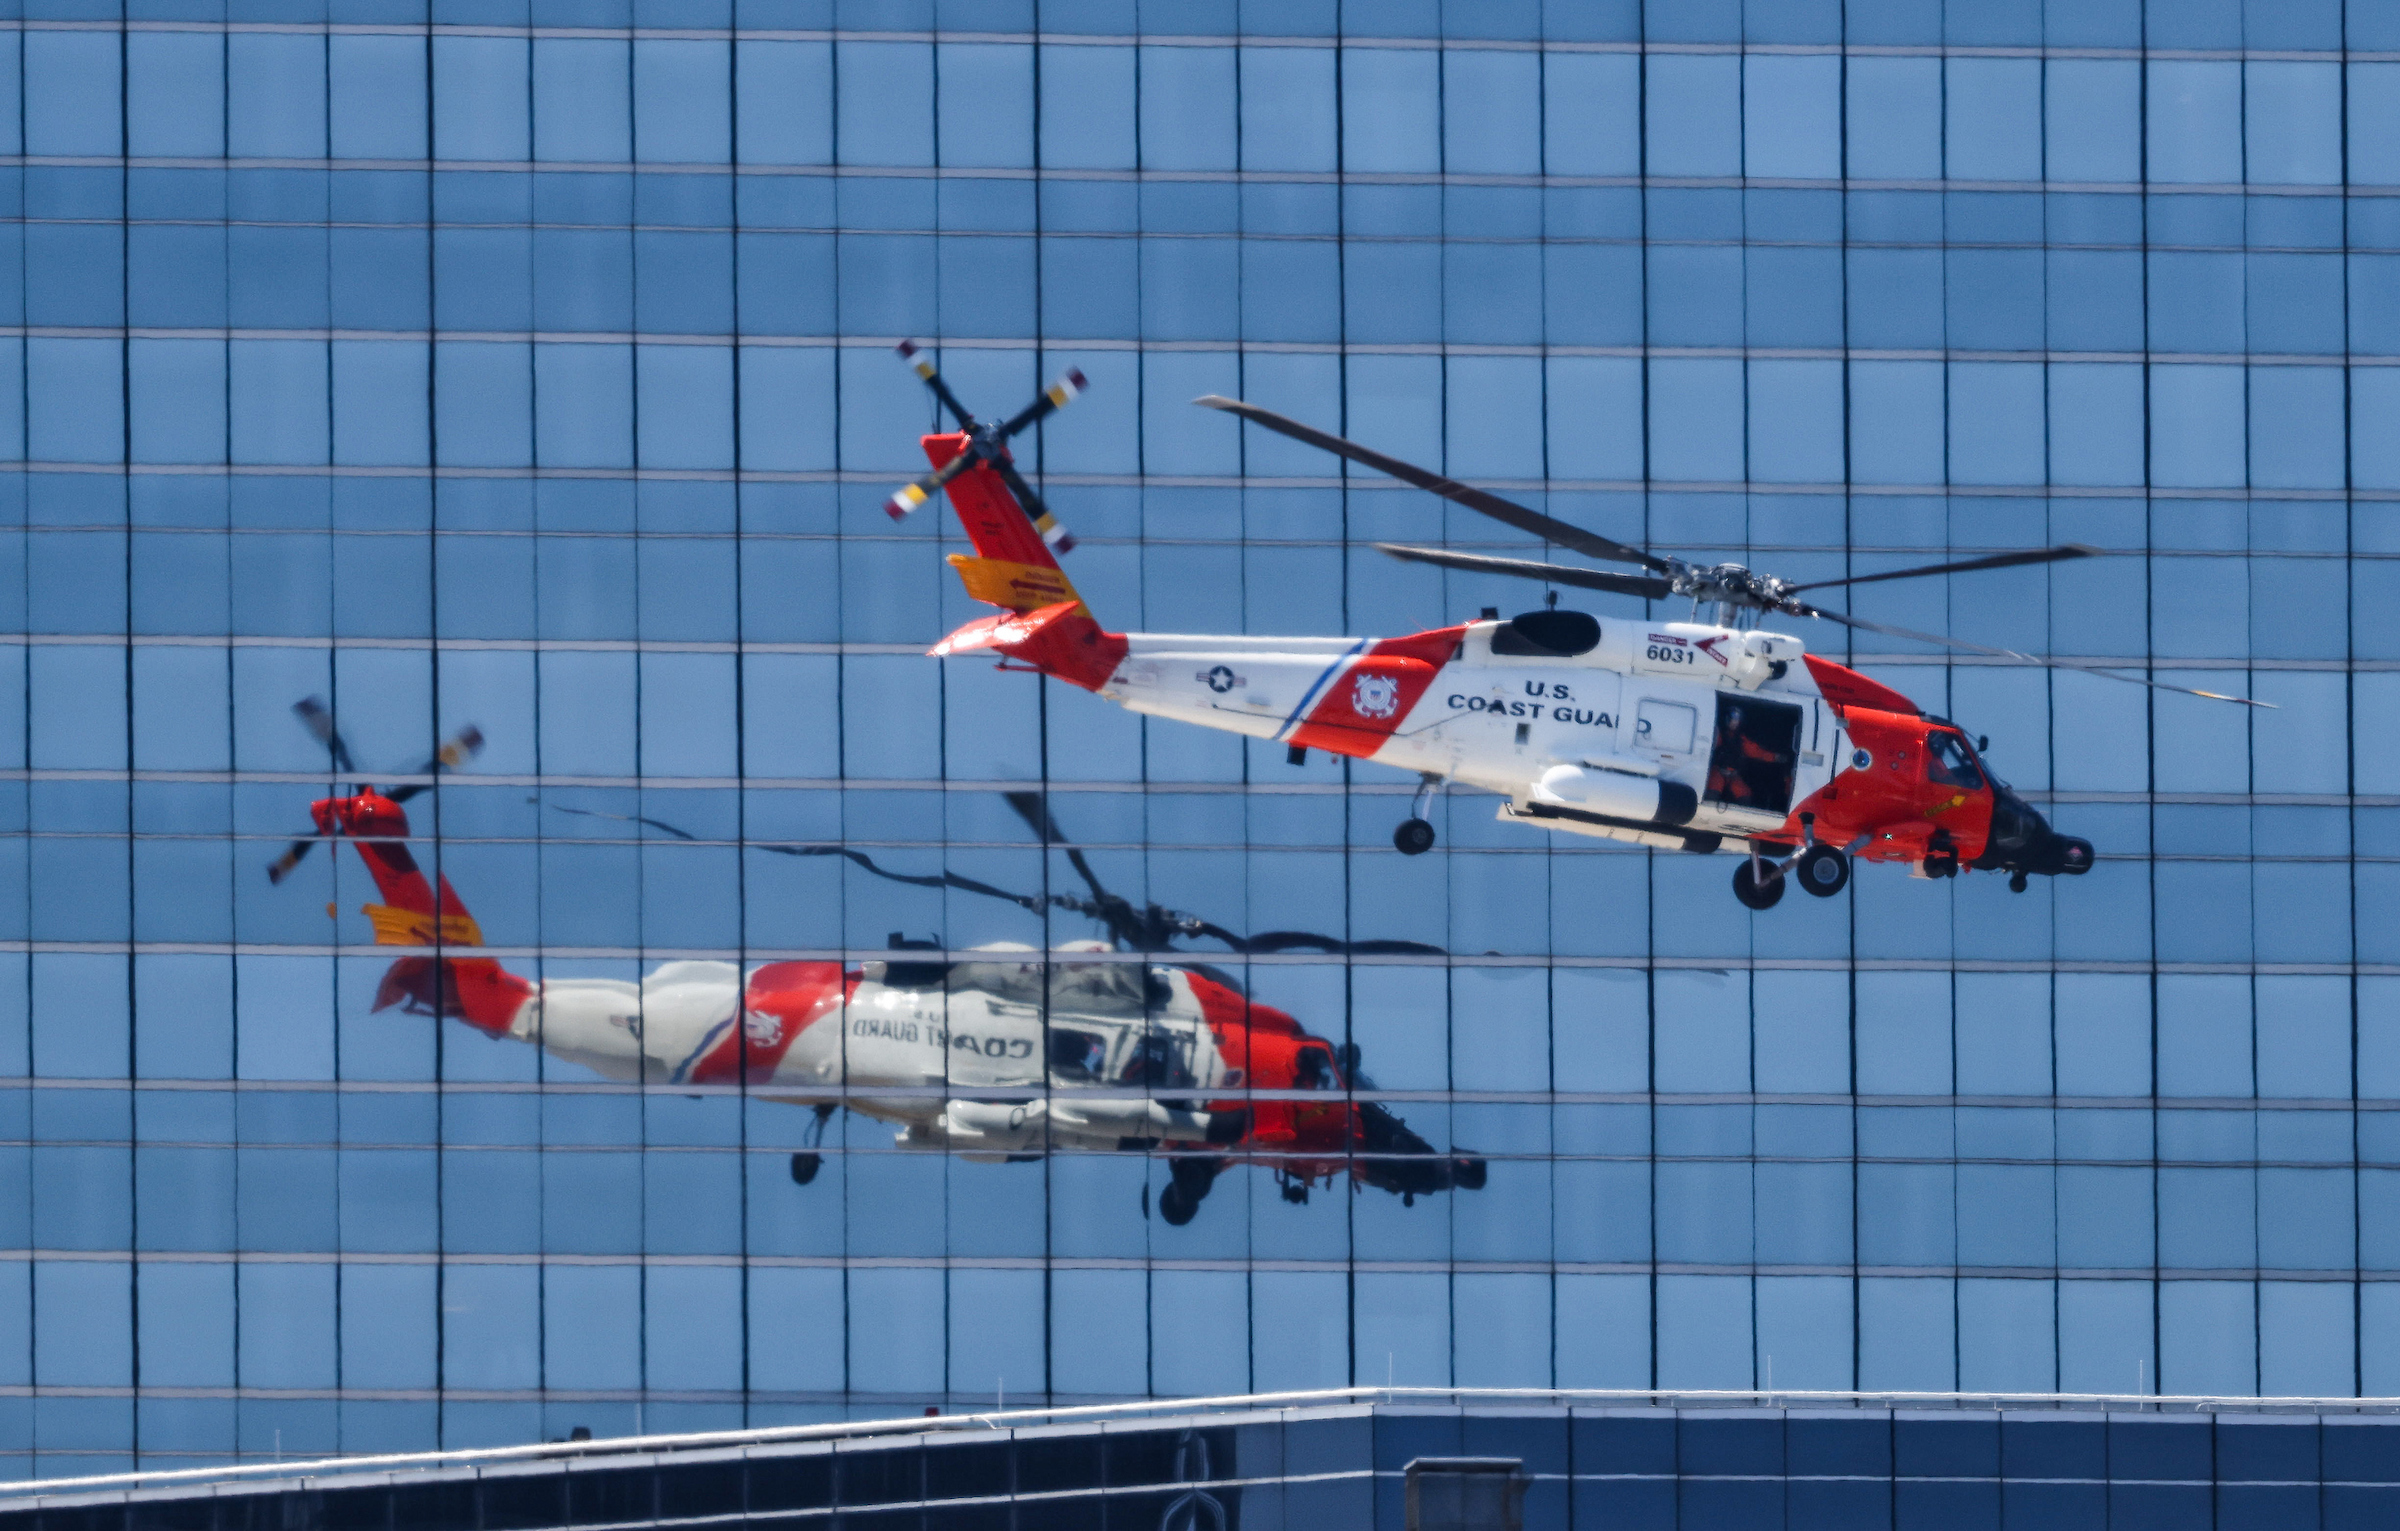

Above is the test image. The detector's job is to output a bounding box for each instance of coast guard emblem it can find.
[1351,672,1400,719]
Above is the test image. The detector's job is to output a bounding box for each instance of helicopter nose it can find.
[2053,835,2094,875]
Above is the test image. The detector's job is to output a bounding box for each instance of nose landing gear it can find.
[1394,772,1442,856]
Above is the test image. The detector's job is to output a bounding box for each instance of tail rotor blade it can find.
[293,696,356,775]
[387,724,488,804]
[265,839,316,885]
[988,456,1077,555]
[884,449,982,523]
[996,368,1089,441]
[896,339,980,430]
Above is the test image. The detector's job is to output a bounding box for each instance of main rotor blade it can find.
[1375,543,1677,602]
[1789,603,2272,707]
[1194,396,1672,573]
[1785,544,2102,593]
[1001,790,1112,908]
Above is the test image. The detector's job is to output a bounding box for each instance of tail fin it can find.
[313,790,533,1035]
[925,434,1088,616]
[925,434,1127,692]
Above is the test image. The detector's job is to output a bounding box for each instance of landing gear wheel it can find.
[1733,858,1786,910]
[1394,818,1436,856]
[2008,871,2030,894]
[1157,1181,1199,1225]
[1159,1156,1218,1226]
[1794,844,1850,898]
[789,1152,823,1185]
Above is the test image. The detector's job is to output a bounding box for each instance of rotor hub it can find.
[1670,561,1798,617]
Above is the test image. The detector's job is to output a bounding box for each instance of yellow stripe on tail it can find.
[364,904,486,947]
[948,554,1084,615]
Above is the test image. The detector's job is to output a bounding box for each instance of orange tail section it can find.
[924,434,1127,692]
[924,433,1085,613]
[315,789,534,1036]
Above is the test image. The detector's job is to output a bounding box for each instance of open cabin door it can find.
[1703,694,1804,817]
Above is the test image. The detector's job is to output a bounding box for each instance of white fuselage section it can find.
[473,948,1243,1156]
[1097,617,1846,851]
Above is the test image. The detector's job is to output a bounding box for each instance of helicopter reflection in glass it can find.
[270,702,1484,1226]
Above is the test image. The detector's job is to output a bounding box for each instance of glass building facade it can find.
[0,0,2396,1479]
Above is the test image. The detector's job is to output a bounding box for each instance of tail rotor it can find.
[263,700,485,884]
[884,340,1087,554]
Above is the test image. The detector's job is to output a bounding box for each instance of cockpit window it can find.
[1928,731,1985,790]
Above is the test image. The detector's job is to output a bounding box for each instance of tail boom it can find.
[932,601,1128,693]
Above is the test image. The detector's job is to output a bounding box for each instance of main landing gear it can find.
[1156,1155,1223,1225]
[1733,856,1785,910]
[1734,835,1851,911]
[789,1102,838,1185]
[1394,773,1442,856]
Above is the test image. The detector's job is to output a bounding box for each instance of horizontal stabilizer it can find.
[930,600,1128,693]
[948,553,1082,614]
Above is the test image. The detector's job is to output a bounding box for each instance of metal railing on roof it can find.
[4,1385,2398,1504]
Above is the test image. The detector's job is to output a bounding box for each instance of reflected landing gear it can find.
[789,1102,838,1185]
[1157,1155,1223,1226]
[1395,773,1442,856]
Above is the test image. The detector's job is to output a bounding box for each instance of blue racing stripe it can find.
[1274,639,1368,741]
[669,1013,739,1084]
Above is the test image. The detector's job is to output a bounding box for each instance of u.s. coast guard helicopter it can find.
[268,703,1482,1225]
[885,357,2262,910]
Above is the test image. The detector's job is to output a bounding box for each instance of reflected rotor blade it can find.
[1789,603,2273,706]
[1194,395,1671,572]
[293,696,356,775]
[1784,544,2102,593]
[550,804,1049,912]
[1375,544,1676,602]
[1238,931,1448,957]
[549,804,696,839]
[1002,790,1112,907]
